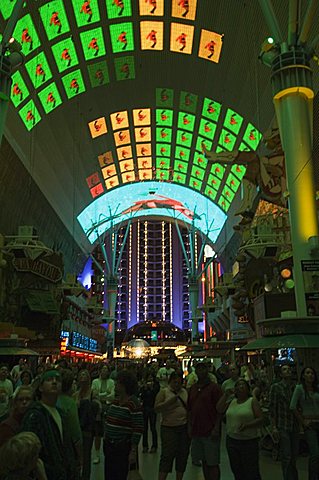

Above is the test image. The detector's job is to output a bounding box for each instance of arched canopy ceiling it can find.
[2,0,319,253]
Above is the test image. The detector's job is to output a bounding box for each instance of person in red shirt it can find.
[118,32,128,50]
[176,33,187,51]
[50,12,62,34]
[61,48,71,67]
[146,30,157,48]
[188,362,223,480]
[178,0,189,18]
[113,0,124,16]
[205,40,216,59]
[21,28,33,51]
[88,38,99,56]
[80,1,93,22]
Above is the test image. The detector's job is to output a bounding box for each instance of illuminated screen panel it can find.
[11,71,29,107]
[106,0,132,18]
[205,186,217,201]
[136,144,151,157]
[218,195,231,212]
[51,38,79,73]
[179,91,198,113]
[117,146,133,161]
[193,152,208,169]
[173,172,186,184]
[198,30,223,63]
[176,130,192,147]
[172,0,197,20]
[156,127,172,143]
[174,160,188,174]
[239,141,251,152]
[178,112,195,132]
[135,127,151,143]
[114,129,131,146]
[13,14,40,56]
[170,23,194,55]
[88,117,108,138]
[156,170,170,181]
[195,136,212,152]
[218,129,237,150]
[156,144,171,157]
[231,164,246,181]
[211,163,225,180]
[221,185,235,203]
[61,70,86,99]
[202,98,221,122]
[110,110,129,130]
[114,56,135,80]
[156,88,174,108]
[156,109,173,126]
[175,146,190,162]
[80,28,106,60]
[137,157,152,169]
[122,171,135,183]
[191,166,205,181]
[224,108,243,134]
[140,22,163,50]
[38,83,62,113]
[156,157,170,170]
[25,52,52,88]
[109,23,134,53]
[119,159,134,172]
[138,169,153,181]
[86,172,100,188]
[90,184,104,198]
[189,177,202,191]
[0,0,19,20]
[133,108,151,126]
[72,0,100,26]
[98,151,113,168]
[102,164,117,179]
[139,0,164,16]
[199,119,216,140]
[105,176,119,190]
[208,173,221,190]
[226,172,241,192]
[39,1,70,40]
[87,61,110,87]
[242,123,262,149]
[19,100,41,131]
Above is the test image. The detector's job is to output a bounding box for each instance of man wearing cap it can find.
[188,362,223,480]
[21,369,69,480]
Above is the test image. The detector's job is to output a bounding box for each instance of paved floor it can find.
[91,427,308,479]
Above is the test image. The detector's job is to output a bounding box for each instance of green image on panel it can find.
[189,177,202,191]
[174,172,186,184]
[208,173,221,190]
[156,169,170,180]
[114,56,135,80]
[156,109,173,127]
[156,127,172,143]
[11,71,29,107]
[51,38,79,73]
[38,83,62,114]
[239,141,251,152]
[191,165,205,180]
[80,28,106,60]
[218,129,236,150]
[156,144,171,157]
[19,100,41,131]
[106,0,132,19]
[205,185,217,200]
[174,159,188,173]
[109,23,134,53]
[175,146,190,162]
[179,91,198,113]
[88,61,109,87]
[224,108,243,134]
[195,136,212,152]
[0,0,19,20]
[193,152,208,169]
[39,1,70,40]
[25,52,52,88]
[156,157,170,170]
[226,173,240,193]
[13,14,40,56]
[199,119,216,140]
[218,195,230,212]
[202,98,221,122]
[156,88,174,108]
[221,185,235,202]
[231,163,246,181]
[210,163,225,179]
[178,112,195,132]
[61,69,86,99]
[242,123,262,149]
[176,130,192,148]
[72,0,100,26]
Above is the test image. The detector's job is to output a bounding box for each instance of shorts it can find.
[159,424,190,473]
[191,435,221,466]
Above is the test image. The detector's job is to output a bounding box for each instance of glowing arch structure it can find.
[78,181,227,245]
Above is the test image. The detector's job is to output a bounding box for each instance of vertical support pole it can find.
[189,279,199,342]
[106,280,118,359]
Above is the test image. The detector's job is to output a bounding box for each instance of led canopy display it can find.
[39,1,70,40]
[78,181,227,245]
[72,0,100,26]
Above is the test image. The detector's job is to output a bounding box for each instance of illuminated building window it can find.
[25,52,52,88]
[106,0,132,19]
[135,127,151,143]
[198,29,224,63]
[11,71,29,108]
[114,129,131,146]
[172,0,197,20]
[19,100,41,131]
[133,108,151,126]
[80,28,106,60]
[156,127,172,143]
[140,22,164,51]
[136,143,152,157]
[72,0,100,26]
[52,38,79,73]
[38,83,62,114]
[202,98,222,122]
[109,23,134,53]
[61,70,86,99]
[88,117,108,138]
[114,56,135,80]
[98,151,113,168]
[13,14,40,56]
[170,23,194,55]
[111,110,129,130]
[87,61,110,87]
[139,0,164,16]
[179,91,198,113]
[117,146,133,161]
[156,88,174,108]
[39,1,70,40]
[178,112,195,131]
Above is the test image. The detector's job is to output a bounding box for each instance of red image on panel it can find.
[176,32,187,51]
[50,12,62,34]
[61,48,72,67]
[36,64,46,83]
[146,30,157,48]
[22,28,33,51]
[178,0,189,18]
[46,92,56,108]
[12,83,23,102]
[88,38,99,56]
[81,1,93,22]
[113,0,125,16]
[118,32,128,50]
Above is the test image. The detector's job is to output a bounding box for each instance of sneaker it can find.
[142,447,148,453]
[93,455,100,464]
[149,447,157,453]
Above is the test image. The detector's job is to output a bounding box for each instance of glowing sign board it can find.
[80,28,106,60]
[174,172,186,184]
[87,172,101,188]
[39,1,70,40]
[51,38,79,73]
[198,30,223,63]
[140,22,163,50]
[139,0,164,16]
[170,23,194,55]
[195,136,212,152]
[105,177,119,189]
[87,61,110,87]
[172,0,197,20]
[78,182,227,245]
[109,23,134,53]
[11,71,29,107]
[25,52,52,88]
[114,56,135,80]
[193,153,208,169]
[191,166,205,180]
[72,0,100,26]
[174,160,187,173]
[102,165,117,178]
[19,100,41,131]
[138,169,152,180]
[13,14,40,56]
[106,0,132,18]
[38,83,62,113]
[156,158,170,169]
[90,184,104,198]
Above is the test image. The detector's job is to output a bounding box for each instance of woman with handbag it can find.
[154,371,190,480]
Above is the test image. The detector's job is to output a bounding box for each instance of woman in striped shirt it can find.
[104,370,143,480]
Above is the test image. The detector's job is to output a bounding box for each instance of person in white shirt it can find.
[91,365,115,464]
[156,361,175,389]
[0,364,13,421]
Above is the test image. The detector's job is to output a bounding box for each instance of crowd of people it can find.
[0,357,318,480]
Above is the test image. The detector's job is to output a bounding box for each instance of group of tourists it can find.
[0,357,318,480]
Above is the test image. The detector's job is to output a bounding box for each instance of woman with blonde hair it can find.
[0,431,47,480]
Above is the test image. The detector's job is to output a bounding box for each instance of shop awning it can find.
[241,334,319,351]
[0,347,39,356]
